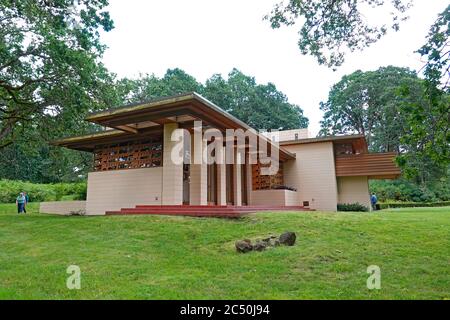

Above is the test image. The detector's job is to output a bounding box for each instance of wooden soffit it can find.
[335,152,401,179]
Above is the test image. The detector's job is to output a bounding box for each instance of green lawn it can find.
[0,203,449,299]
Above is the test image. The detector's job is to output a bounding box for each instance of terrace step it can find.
[106,204,312,218]
[106,210,244,218]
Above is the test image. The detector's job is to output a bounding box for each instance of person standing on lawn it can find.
[371,193,378,211]
[23,192,29,213]
[16,192,26,214]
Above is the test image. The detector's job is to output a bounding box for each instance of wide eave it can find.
[52,92,296,160]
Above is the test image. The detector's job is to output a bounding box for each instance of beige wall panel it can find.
[250,190,299,206]
[86,167,162,215]
[337,176,371,210]
[283,142,338,211]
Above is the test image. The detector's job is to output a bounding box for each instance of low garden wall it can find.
[250,189,299,206]
[39,201,86,215]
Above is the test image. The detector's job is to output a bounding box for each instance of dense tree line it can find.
[116,68,309,131]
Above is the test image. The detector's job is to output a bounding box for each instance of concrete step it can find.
[105,204,313,218]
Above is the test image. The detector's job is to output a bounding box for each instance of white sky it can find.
[100,0,449,136]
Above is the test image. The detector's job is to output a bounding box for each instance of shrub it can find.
[370,179,450,203]
[0,179,87,203]
[379,201,450,209]
[337,203,369,212]
[72,182,87,200]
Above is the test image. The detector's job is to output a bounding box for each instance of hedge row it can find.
[0,179,87,203]
[337,201,450,211]
[337,203,369,212]
[379,201,450,209]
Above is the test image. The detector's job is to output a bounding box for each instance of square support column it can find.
[246,153,253,205]
[216,145,227,206]
[190,130,207,205]
[233,151,242,206]
[162,123,183,205]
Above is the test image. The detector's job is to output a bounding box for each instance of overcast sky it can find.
[100,0,448,136]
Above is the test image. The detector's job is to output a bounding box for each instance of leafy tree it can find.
[116,68,202,104]
[0,136,91,183]
[117,68,309,131]
[398,6,450,177]
[0,0,114,149]
[418,5,450,91]
[265,0,412,68]
[320,65,448,184]
[203,69,309,130]
[319,66,422,150]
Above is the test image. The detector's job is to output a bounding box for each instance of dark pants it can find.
[371,203,377,211]
[17,203,25,213]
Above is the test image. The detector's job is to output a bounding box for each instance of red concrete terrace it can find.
[106,205,313,218]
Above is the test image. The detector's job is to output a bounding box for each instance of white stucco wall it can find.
[282,142,338,211]
[86,167,163,215]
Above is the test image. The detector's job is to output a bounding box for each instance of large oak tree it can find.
[0,0,115,149]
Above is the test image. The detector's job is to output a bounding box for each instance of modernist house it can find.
[42,92,400,217]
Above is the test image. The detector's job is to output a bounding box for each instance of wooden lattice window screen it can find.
[94,137,163,171]
[252,161,284,190]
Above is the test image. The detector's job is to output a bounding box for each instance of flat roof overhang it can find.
[280,134,369,153]
[86,92,252,131]
[51,127,163,152]
[53,92,296,160]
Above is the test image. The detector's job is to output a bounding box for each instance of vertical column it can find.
[190,130,207,205]
[162,123,183,205]
[246,152,253,205]
[233,151,242,206]
[216,145,227,206]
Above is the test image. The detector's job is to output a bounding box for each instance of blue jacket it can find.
[371,195,378,205]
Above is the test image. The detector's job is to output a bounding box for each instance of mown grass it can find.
[0,203,449,299]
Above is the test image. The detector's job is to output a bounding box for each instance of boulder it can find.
[235,239,253,253]
[253,241,267,251]
[263,237,280,247]
[279,232,296,246]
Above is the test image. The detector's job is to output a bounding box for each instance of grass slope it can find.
[0,203,449,299]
